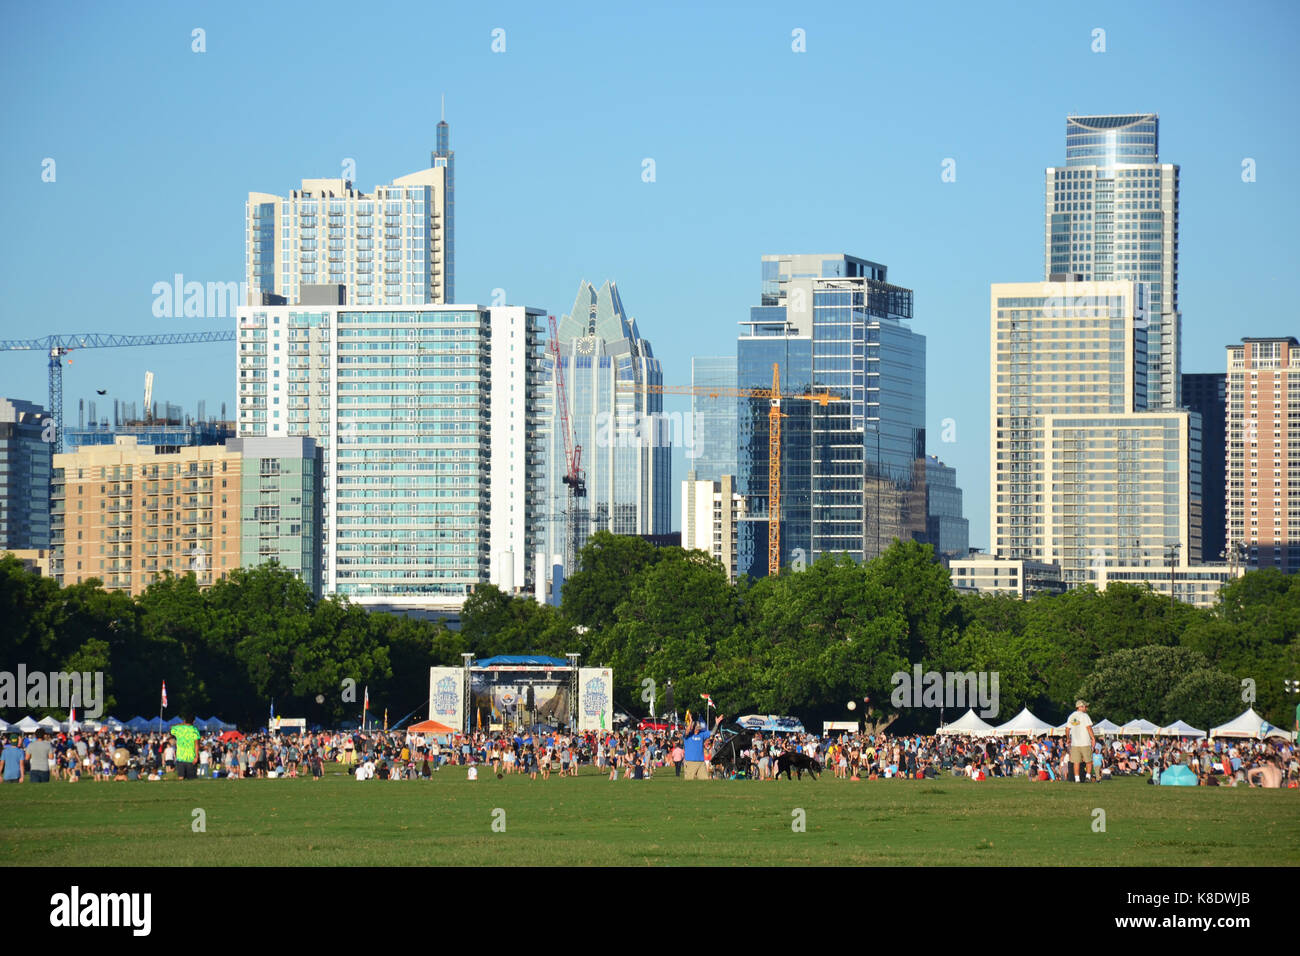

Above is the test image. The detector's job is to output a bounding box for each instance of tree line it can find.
[2,533,1298,732]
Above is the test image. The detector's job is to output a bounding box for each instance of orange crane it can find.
[548,315,586,572]
[617,362,837,576]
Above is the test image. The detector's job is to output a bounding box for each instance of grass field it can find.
[2,766,1298,866]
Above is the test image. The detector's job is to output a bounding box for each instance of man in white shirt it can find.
[1065,700,1095,783]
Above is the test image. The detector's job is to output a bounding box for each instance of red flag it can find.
[161,681,168,709]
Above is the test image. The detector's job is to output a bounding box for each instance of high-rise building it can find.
[542,281,670,564]
[50,436,324,596]
[1183,372,1227,563]
[990,279,1201,586]
[246,118,454,306]
[681,472,745,581]
[1226,337,1300,573]
[1046,114,1181,408]
[924,455,969,560]
[690,356,738,481]
[737,254,926,576]
[236,301,546,607]
[0,398,53,551]
[227,437,324,597]
[51,437,243,594]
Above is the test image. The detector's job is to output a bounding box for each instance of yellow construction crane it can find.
[617,362,837,577]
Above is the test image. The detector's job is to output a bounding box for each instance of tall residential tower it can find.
[246,118,454,306]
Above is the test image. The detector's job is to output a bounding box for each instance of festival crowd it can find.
[2,724,1296,788]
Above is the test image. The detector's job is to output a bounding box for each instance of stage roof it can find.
[473,655,571,669]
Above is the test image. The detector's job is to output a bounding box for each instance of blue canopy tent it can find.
[127,716,150,731]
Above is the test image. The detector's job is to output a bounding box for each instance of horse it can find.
[775,752,822,781]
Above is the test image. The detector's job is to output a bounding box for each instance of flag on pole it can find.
[700,693,712,706]
[363,686,369,729]
[384,708,388,732]
[161,681,168,709]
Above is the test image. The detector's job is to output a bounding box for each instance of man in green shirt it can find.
[171,717,201,781]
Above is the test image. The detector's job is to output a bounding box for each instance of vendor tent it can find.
[1210,707,1295,741]
[993,707,1055,736]
[936,709,998,737]
[1157,719,1206,738]
[1094,718,1122,735]
[0,719,10,733]
[407,720,457,736]
[37,716,61,731]
[1119,718,1160,736]
[127,717,150,731]
[15,716,40,733]
[101,717,125,731]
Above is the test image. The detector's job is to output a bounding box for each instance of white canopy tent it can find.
[1210,708,1295,741]
[36,716,61,731]
[936,709,998,737]
[14,716,40,733]
[1157,719,1206,738]
[1119,718,1160,736]
[0,719,10,733]
[993,707,1055,737]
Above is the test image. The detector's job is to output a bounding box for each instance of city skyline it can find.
[2,2,1298,549]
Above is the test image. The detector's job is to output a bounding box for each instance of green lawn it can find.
[2,767,1297,866]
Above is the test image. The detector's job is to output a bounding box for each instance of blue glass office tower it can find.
[737,254,927,577]
[690,356,738,481]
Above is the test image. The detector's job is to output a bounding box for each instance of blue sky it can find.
[2,0,1297,547]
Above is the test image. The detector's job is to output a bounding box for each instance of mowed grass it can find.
[2,767,1297,866]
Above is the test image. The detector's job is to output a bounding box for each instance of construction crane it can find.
[547,315,586,572]
[617,362,837,577]
[0,331,235,452]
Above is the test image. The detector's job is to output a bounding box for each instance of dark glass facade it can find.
[1183,372,1226,563]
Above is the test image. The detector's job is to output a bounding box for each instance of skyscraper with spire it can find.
[245,109,455,305]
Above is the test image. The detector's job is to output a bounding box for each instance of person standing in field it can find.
[171,716,200,781]
[25,730,53,784]
[1065,700,1095,784]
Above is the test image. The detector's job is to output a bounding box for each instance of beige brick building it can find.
[1226,337,1300,572]
[52,437,242,594]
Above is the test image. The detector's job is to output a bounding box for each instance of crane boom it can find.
[0,329,236,453]
[547,316,586,573]
[616,362,839,577]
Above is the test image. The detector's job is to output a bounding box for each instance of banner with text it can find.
[428,667,465,733]
[577,667,614,732]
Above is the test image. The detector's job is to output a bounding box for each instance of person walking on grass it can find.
[1065,700,1095,783]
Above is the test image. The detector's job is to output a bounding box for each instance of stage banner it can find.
[577,667,614,732]
[428,667,465,732]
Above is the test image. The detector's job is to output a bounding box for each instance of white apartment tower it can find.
[246,117,454,306]
[681,472,745,582]
[236,302,546,609]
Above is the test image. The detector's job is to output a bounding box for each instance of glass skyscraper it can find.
[1046,114,1180,408]
[737,254,927,577]
[690,356,738,481]
[543,281,671,565]
[0,398,53,551]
